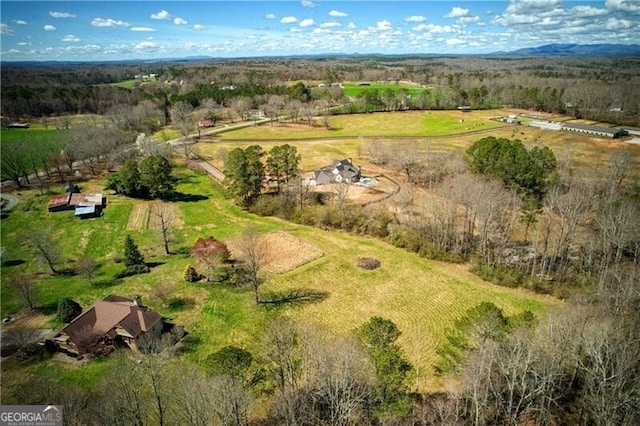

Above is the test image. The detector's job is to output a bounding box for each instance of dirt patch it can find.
[147,201,184,229]
[227,231,323,274]
[127,202,183,230]
[2,309,53,329]
[127,203,150,230]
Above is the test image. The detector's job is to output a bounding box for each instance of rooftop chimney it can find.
[133,295,142,306]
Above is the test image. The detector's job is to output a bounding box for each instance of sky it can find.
[1,0,639,61]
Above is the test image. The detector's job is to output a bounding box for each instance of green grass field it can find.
[217,110,507,140]
[110,79,139,89]
[0,163,553,393]
[341,81,430,98]
[0,129,67,147]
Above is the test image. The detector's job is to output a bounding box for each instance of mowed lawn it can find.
[341,81,429,98]
[197,112,640,176]
[0,128,67,147]
[217,110,507,140]
[264,228,553,390]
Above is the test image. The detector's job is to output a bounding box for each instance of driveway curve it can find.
[0,193,18,213]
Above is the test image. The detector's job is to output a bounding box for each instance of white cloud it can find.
[92,18,129,28]
[265,13,276,19]
[151,10,172,20]
[174,17,188,25]
[445,7,470,18]
[131,27,156,32]
[49,11,76,18]
[605,17,633,29]
[348,22,357,29]
[193,24,205,31]
[44,25,56,31]
[573,5,608,17]
[405,15,426,22]
[329,9,348,17]
[445,37,466,46]
[280,16,298,24]
[299,18,314,27]
[301,0,317,7]
[290,27,302,33]
[415,23,455,33]
[606,0,640,13]
[135,41,157,50]
[17,42,29,46]
[1,24,13,35]
[62,34,80,42]
[376,20,392,30]
[320,21,341,28]
[459,16,482,25]
[14,20,27,25]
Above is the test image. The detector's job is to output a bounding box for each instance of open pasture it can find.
[215,109,507,140]
[0,128,67,147]
[341,81,429,98]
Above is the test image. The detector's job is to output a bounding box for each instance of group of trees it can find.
[6,316,418,425]
[106,155,175,199]
[224,144,300,206]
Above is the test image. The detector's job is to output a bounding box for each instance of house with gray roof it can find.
[310,159,361,185]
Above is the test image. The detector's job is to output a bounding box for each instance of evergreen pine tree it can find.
[124,235,145,267]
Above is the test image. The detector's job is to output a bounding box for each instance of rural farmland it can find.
[1,14,639,423]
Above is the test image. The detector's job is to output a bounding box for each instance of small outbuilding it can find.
[47,191,106,218]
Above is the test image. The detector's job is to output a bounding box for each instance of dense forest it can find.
[3,55,640,126]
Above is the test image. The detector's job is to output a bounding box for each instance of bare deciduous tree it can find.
[152,205,175,255]
[236,227,266,304]
[25,227,60,275]
[76,256,98,286]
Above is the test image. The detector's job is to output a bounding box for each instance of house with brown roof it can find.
[54,295,163,356]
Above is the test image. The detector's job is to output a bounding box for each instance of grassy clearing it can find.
[0,129,67,147]
[216,110,507,140]
[199,109,640,171]
[341,81,429,98]
[109,79,138,89]
[265,229,553,390]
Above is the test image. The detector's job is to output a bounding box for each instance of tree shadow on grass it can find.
[171,192,209,203]
[1,259,26,267]
[92,279,119,288]
[39,303,59,316]
[146,261,166,269]
[260,288,329,311]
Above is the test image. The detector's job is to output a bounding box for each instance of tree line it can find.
[4,56,639,126]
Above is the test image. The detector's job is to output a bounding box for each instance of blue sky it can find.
[1,1,639,61]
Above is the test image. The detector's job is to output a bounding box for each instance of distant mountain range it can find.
[496,43,640,56]
[2,44,640,66]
